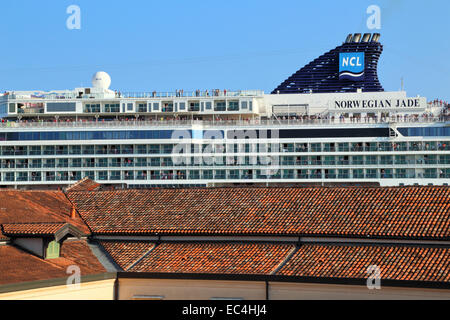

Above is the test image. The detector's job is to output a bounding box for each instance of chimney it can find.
[70,204,77,219]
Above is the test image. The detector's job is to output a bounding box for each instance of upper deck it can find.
[0,89,264,101]
[0,116,448,130]
[0,87,446,124]
[0,88,265,119]
[0,33,448,128]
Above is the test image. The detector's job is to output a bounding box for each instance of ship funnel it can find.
[352,33,362,43]
[371,33,381,42]
[361,33,371,43]
[345,34,353,43]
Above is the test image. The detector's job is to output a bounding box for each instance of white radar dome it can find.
[91,71,111,89]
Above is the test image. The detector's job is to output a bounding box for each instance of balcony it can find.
[311,145,322,153]
[0,115,447,130]
[136,174,148,180]
[69,173,82,181]
[56,149,68,155]
[124,172,134,180]
[83,163,95,168]
[14,150,27,156]
[31,176,42,182]
[351,146,364,152]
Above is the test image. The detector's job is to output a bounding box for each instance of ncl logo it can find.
[339,52,365,81]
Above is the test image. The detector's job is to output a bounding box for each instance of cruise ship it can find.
[0,33,448,189]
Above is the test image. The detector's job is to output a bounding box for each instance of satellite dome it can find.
[91,71,111,89]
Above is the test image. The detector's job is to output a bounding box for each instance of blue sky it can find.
[0,0,448,100]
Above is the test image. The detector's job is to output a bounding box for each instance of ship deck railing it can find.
[0,90,264,101]
[0,116,448,129]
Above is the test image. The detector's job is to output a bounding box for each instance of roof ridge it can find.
[125,243,159,272]
[66,184,448,194]
[271,244,300,275]
[2,222,67,226]
[0,189,61,193]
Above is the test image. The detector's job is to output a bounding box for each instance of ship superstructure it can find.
[0,33,448,189]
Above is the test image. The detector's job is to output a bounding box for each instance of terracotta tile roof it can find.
[277,244,450,283]
[67,186,450,240]
[0,190,90,239]
[57,240,107,273]
[0,240,106,286]
[1,222,67,236]
[98,241,155,271]
[99,240,449,284]
[66,177,101,193]
[128,242,295,274]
